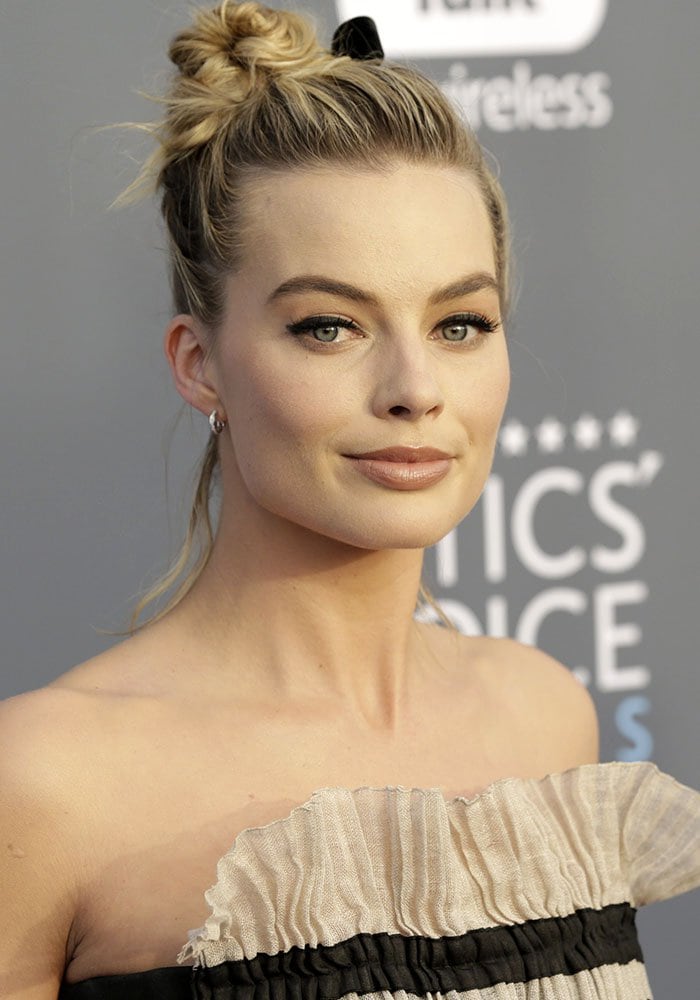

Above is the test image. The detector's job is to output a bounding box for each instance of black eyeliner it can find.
[286,314,357,335]
[440,311,499,332]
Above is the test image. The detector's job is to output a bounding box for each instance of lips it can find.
[348,446,451,462]
[344,446,453,490]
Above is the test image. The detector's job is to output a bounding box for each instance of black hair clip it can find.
[331,16,384,61]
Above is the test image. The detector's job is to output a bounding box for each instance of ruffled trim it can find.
[177,761,700,970]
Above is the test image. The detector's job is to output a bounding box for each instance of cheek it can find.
[458,345,511,437]
[487,356,511,421]
[225,353,356,464]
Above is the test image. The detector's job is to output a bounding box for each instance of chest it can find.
[63,700,544,984]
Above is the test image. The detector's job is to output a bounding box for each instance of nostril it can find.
[389,405,411,416]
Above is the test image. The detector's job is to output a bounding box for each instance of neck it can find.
[163,494,435,729]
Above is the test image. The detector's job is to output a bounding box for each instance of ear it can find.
[163,314,225,420]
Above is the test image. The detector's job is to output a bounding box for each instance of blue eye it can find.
[286,315,359,343]
[312,324,342,342]
[443,322,471,342]
[438,313,498,343]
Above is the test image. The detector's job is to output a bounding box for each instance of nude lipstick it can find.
[345,447,452,490]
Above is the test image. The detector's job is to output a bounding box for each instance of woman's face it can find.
[208,161,510,550]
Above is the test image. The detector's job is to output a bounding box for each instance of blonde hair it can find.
[124,1,510,632]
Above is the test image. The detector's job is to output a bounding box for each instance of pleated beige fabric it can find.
[303,974,654,1000]
[177,762,700,998]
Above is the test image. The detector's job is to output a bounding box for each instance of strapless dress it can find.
[58,761,700,999]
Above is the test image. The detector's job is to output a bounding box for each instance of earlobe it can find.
[163,314,223,419]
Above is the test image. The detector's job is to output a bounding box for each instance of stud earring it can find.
[208,410,227,435]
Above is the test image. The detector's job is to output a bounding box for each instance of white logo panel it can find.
[335,1,608,57]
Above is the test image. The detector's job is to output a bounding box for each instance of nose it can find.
[370,337,445,421]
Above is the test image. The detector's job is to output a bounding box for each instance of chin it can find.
[252,478,482,552]
[317,511,468,552]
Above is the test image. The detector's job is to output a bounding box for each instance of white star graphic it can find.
[638,450,664,485]
[499,419,529,456]
[535,417,567,453]
[572,414,603,450]
[608,410,640,448]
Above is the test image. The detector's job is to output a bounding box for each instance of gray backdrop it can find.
[1,1,697,994]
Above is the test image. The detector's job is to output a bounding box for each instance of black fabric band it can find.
[197,902,642,1000]
[58,965,193,1000]
[58,903,642,1000]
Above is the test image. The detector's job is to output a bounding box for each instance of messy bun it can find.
[164,2,332,155]
[170,2,325,82]
[123,1,510,631]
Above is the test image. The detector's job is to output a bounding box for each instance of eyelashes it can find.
[438,313,499,342]
[286,315,360,343]
[286,312,499,347]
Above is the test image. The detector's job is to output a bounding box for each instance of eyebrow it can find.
[266,272,499,307]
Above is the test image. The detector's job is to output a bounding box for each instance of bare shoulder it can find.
[0,687,93,993]
[0,683,89,774]
[481,636,591,699]
[0,682,106,823]
[480,635,599,769]
[0,675,133,849]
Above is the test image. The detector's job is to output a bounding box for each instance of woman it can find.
[1,3,698,997]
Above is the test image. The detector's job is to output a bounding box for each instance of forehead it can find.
[238,162,496,298]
